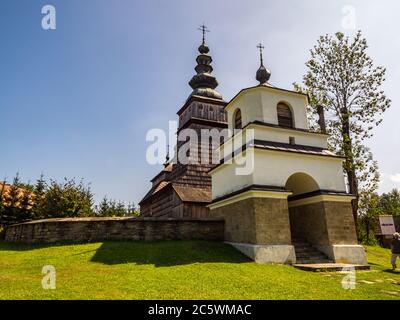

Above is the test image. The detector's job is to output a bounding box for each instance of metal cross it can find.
[257,43,265,65]
[198,24,210,44]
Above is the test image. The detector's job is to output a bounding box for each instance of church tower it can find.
[139,25,228,218]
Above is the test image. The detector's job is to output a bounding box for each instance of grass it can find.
[0,240,399,300]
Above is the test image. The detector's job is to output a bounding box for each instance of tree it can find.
[114,201,127,217]
[32,173,47,219]
[127,202,140,216]
[2,174,22,225]
[298,31,391,235]
[96,196,111,217]
[42,178,94,218]
[19,188,33,222]
[4,174,21,225]
[358,191,381,244]
[378,189,400,216]
[0,180,7,225]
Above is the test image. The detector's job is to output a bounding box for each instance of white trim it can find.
[248,122,330,137]
[208,189,292,210]
[288,194,355,208]
[218,123,329,154]
[209,145,343,176]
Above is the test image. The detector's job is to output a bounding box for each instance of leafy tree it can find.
[298,31,391,234]
[358,191,381,244]
[378,189,400,216]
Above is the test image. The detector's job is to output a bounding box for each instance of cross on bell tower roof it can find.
[198,23,209,45]
[255,42,271,85]
[257,43,265,66]
[197,24,210,54]
[187,24,223,100]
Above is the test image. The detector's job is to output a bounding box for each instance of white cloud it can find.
[390,173,400,184]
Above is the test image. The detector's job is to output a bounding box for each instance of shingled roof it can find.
[139,181,171,205]
[139,181,211,206]
[172,185,211,203]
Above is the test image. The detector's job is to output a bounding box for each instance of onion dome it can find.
[187,25,223,100]
[256,43,271,85]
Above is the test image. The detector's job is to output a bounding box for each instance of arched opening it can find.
[285,172,319,196]
[285,173,330,258]
[233,109,242,130]
[277,102,294,128]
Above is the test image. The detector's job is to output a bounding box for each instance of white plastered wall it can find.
[211,148,346,200]
[226,86,310,131]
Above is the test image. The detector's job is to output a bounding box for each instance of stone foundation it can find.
[4,217,225,243]
[288,199,358,246]
[209,190,295,264]
[228,242,296,264]
[288,194,367,265]
[209,190,368,266]
[209,193,292,245]
[317,245,368,265]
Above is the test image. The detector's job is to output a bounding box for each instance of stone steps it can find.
[292,238,333,265]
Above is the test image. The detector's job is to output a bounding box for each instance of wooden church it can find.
[139,27,227,218]
[139,28,367,266]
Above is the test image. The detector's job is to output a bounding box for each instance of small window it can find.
[289,137,295,145]
[234,109,242,130]
[277,103,294,128]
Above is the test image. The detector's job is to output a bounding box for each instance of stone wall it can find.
[4,217,225,243]
[209,197,292,245]
[289,200,358,246]
[323,201,358,244]
[289,202,330,245]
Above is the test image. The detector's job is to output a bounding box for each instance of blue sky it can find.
[0,0,399,204]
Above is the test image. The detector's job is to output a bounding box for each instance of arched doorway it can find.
[286,172,322,242]
[285,173,331,263]
[285,172,319,196]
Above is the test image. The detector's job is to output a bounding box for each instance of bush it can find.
[0,225,5,240]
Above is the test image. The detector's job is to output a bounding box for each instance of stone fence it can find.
[4,217,225,243]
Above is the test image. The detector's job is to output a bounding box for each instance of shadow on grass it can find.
[90,241,250,267]
[0,240,250,267]
[382,268,400,274]
[0,240,74,251]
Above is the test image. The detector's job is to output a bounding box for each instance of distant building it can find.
[0,182,34,209]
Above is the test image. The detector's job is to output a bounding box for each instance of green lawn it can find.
[0,240,399,300]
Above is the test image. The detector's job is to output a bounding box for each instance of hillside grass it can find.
[0,240,399,300]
